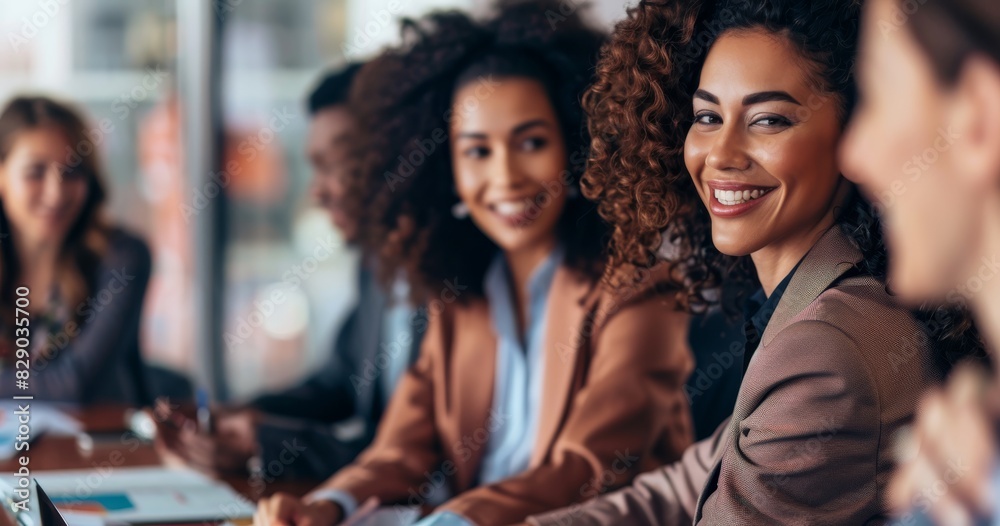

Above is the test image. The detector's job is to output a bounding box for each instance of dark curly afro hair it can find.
[345,0,609,304]
[581,0,985,371]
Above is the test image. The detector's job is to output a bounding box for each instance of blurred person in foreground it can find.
[841,0,1000,524]
[156,63,426,483]
[254,1,698,524]
[0,96,151,405]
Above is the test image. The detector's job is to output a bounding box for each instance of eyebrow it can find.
[455,118,551,140]
[693,89,802,106]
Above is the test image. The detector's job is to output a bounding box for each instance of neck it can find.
[11,227,60,280]
[751,220,833,297]
[751,179,851,296]
[968,200,1000,362]
[503,236,557,334]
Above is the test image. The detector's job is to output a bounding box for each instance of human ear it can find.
[950,54,1000,190]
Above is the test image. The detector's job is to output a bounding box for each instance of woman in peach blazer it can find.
[254,1,695,525]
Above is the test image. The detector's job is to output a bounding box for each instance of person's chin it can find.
[891,255,960,307]
[710,226,756,257]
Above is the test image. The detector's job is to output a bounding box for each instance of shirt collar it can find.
[744,260,802,338]
[484,246,563,339]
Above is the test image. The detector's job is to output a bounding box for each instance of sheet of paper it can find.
[348,506,420,526]
[0,403,82,460]
[23,467,255,524]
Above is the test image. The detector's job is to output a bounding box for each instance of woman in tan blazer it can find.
[254,1,695,525]
[527,0,982,524]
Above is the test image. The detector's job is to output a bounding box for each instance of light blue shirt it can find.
[413,248,560,526]
[380,277,415,403]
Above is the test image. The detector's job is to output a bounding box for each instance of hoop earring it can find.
[451,202,470,219]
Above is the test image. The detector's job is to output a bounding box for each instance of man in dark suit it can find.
[157,63,424,483]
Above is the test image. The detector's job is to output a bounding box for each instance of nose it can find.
[487,146,528,190]
[308,173,326,205]
[705,124,752,172]
[839,119,867,185]
[41,164,72,207]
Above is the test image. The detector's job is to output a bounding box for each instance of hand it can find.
[889,365,998,525]
[153,405,260,475]
[254,493,342,526]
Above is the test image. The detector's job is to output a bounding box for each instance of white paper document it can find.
[23,466,255,524]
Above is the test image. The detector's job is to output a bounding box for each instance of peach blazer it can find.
[319,263,695,525]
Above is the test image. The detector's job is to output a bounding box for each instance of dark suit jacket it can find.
[250,268,424,480]
[529,226,938,526]
[321,263,696,525]
[0,228,151,406]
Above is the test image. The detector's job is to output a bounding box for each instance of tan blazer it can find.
[319,263,695,525]
[529,227,938,526]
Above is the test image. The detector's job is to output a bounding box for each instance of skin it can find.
[449,76,568,332]
[307,106,358,239]
[684,28,851,295]
[253,77,572,526]
[0,126,90,310]
[156,107,361,477]
[840,0,1000,523]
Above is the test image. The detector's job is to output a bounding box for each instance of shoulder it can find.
[98,227,152,279]
[768,273,935,394]
[588,263,684,332]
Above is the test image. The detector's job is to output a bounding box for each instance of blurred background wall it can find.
[0,0,631,401]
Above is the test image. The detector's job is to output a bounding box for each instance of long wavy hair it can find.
[582,0,984,368]
[345,0,609,303]
[0,97,109,340]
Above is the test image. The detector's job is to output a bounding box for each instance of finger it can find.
[888,459,919,513]
[920,385,995,514]
[254,499,271,526]
[263,493,299,526]
[929,493,975,526]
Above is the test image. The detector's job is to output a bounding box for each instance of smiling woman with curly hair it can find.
[527,0,985,525]
[253,2,699,526]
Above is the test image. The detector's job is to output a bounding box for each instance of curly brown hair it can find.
[582,0,986,369]
[345,0,609,303]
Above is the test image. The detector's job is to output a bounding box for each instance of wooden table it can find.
[1,404,318,505]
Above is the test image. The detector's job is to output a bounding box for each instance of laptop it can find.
[35,483,67,526]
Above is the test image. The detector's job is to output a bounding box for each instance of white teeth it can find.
[713,187,769,206]
[494,200,528,216]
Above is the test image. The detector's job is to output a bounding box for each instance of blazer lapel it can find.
[356,268,389,420]
[760,226,864,347]
[529,266,594,467]
[452,300,498,491]
[694,226,864,520]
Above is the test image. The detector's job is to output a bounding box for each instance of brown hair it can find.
[345,0,608,303]
[0,96,109,337]
[907,0,1000,83]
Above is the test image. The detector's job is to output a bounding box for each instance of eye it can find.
[61,167,85,181]
[463,146,490,159]
[751,115,793,129]
[694,112,722,126]
[22,164,45,180]
[520,137,548,152]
